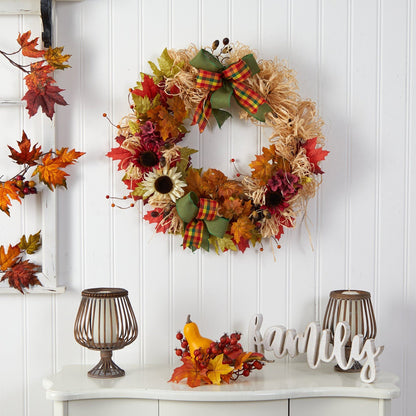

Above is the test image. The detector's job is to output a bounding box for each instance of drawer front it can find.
[159,400,288,416]
[291,397,388,416]
[67,398,158,416]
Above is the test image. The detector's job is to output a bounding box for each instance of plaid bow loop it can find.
[190,49,271,133]
[176,192,229,252]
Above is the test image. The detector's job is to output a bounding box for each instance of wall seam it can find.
[402,0,413,413]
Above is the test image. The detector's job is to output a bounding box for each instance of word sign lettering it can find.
[248,314,384,383]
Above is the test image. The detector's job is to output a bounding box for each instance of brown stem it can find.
[0,50,30,74]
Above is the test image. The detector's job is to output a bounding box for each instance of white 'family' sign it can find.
[247,314,384,383]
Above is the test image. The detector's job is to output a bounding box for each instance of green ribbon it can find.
[190,49,271,128]
[176,192,229,252]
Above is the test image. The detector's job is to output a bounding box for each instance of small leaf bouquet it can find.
[169,315,264,387]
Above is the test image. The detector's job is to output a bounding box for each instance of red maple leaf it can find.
[143,208,171,233]
[1,260,42,293]
[22,84,68,119]
[8,131,42,166]
[169,356,210,388]
[132,75,159,100]
[17,31,44,58]
[236,238,250,253]
[106,146,134,171]
[301,137,329,174]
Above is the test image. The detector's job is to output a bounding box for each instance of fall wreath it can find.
[107,39,328,253]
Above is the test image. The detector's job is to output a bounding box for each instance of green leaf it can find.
[19,231,41,254]
[132,95,152,116]
[209,234,237,254]
[176,146,198,176]
[158,48,175,75]
[129,120,141,134]
[148,61,163,80]
[132,183,147,197]
[148,48,183,82]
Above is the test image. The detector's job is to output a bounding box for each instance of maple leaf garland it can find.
[0,232,42,293]
[1,30,70,119]
[0,131,84,215]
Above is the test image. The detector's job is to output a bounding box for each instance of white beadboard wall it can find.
[0,0,415,415]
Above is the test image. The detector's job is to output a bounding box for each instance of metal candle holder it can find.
[322,290,377,372]
[74,288,138,378]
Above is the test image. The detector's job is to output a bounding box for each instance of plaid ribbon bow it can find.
[189,49,271,133]
[176,192,229,251]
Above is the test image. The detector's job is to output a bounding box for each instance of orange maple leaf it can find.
[167,96,187,123]
[201,169,227,197]
[17,31,44,58]
[0,244,21,271]
[32,153,69,190]
[169,356,211,388]
[44,46,71,70]
[1,260,41,293]
[24,62,55,91]
[233,352,264,370]
[217,180,243,200]
[249,153,274,185]
[230,216,255,243]
[0,181,21,216]
[8,131,42,166]
[55,148,85,167]
[185,168,205,197]
[220,198,244,219]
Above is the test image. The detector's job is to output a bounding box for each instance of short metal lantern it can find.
[74,288,138,378]
[322,289,377,372]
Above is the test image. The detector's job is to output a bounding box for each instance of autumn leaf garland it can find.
[0,231,42,293]
[0,131,84,216]
[1,30,70,119]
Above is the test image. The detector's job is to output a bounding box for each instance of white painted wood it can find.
[68,399,157,416]
[291,397,383,416]
[0,16,63,294]
[159,400,288,416]
[43,362,399,402]
[0,0,414,414]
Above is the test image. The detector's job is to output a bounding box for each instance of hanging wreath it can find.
[107,39,329,254]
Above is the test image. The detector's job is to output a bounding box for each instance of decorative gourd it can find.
[183,314,213,357]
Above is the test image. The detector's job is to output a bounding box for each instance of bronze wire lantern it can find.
[322,289,377,372]
[74,288,138,378]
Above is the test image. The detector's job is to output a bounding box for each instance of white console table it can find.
[43,361,399,416]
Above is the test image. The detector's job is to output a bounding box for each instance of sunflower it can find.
[142,166,186,202]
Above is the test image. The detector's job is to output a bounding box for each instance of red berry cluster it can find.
[175,331,264,380]
[13,175,37,197]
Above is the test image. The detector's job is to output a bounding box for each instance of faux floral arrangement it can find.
[169,315,264,387]
[107,39,329,253]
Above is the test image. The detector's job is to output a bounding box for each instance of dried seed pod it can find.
[212,40,220,50]
[223,37,230,45]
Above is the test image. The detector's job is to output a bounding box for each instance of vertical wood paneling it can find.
[140,0,171,365]
[289,0,319,330]
[404,3,415,415]
[170,0,202,363]
[349,0,378,291]
[377,2,408,415]
[319,0,349,312]
[0,1,415,414]
[198,0,231,337]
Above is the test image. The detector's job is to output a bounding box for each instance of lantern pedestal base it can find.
[88,350,125,378]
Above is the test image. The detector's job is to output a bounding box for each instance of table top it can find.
[43,361,400,402]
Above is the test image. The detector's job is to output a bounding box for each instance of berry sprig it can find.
[174,330,264,381]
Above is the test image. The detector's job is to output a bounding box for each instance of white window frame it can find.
[0,0,78,294]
